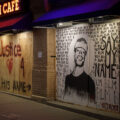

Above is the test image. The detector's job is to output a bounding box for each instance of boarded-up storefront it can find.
[56,19,120,112]
[32,28,56,99]
[0,32,33,97]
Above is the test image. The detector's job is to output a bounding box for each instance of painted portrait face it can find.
[74,40,87,67]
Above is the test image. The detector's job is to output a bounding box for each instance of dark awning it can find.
[34,0,120,26]
[0,17,23,29]
[0,13,32,32]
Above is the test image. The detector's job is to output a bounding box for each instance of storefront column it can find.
[47,28,56,99]
[32,28,56,99]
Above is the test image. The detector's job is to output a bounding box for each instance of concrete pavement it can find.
[0,92,120,120]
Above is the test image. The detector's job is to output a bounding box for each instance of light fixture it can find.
[58,23,63,26]
[57,22,72,28]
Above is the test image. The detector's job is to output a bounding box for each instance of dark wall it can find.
[29,0,46,20]
[45,0,85,11]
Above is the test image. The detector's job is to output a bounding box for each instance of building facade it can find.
[0,0,120,113]
[33,0,120,113]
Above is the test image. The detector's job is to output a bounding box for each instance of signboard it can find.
[0,0,20,16]
[0,0,29,18]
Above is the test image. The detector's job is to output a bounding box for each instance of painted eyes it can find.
[75,48,86,55]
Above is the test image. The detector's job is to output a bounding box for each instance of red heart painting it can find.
[6,58,13,74]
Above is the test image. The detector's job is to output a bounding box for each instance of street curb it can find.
[1,92,120,120]
[44,101,120,120]
[31,95,120,120]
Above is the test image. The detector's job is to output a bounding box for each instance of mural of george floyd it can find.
[56,19,120,112]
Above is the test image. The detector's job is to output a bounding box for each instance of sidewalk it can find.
[46,101,120,120]
[0,92,120,120]
[32,95,120,120]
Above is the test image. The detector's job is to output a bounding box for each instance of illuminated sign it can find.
[0,0,20,16]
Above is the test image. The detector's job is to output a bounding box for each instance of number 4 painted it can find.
[21,57,25,77]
